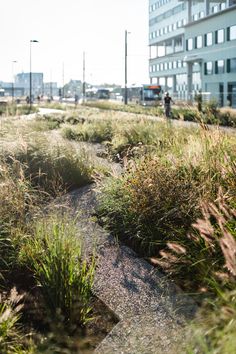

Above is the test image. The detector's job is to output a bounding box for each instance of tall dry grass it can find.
[97,126,236,291]
[0,115,98,351]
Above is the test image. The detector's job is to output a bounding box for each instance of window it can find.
[196,35,203,49]
[187,38,193,51]
[177,20,182,28]
[174,37,183,52]
[177,60,182,68]
[227,58,236,73]
[215,60,224,74]
[164,62,168,70]
[156,64,160,71]
[220,3,226,10]
[160,63,164,70]
[212,5,218,13]
[199,11,204,19]
[204,62,213,75]
[205,32,213,46]
[169,62,173,69]
[173,61,177,69]
[215,29,224,44]
[227,25,236,40]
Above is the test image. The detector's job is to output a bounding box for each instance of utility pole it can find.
[124,30,128,104]
[50,69,52,98]
[83,51,86,102]
[12,60,17,103]
[124,30,130,105]
[62,62,64,98]
[29,40,39,111]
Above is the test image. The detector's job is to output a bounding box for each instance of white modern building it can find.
[149,0,236,106]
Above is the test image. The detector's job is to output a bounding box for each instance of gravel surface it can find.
[53,183,197,354]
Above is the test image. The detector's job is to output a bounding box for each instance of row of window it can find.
[149,0,171,13]
[150,18,186,40]
[150,60,187,73]
[150,0,236,15]
[149,3,186,26]
[150,57,236,75]
[204,58,236,75]
[186,25,236,51]
[191,2,227,22]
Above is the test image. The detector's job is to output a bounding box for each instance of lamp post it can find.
[29,39,39,111]
[124,30,130,105]
[12,60,17,103]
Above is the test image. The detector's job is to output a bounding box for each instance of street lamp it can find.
[29,39,39,110]
[124,30,130,105]
[12,60,17,103]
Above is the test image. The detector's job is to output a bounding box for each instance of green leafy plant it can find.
[20,216,95,326]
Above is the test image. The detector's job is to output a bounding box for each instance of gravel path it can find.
[54,184,197,354]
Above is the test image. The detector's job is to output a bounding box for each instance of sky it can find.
[0,0,149,86]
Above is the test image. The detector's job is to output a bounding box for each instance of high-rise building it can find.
[149,0,236,106]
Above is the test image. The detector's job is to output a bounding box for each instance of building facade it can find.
[15,72,44,97]
[149,0,236,106]
[43,82,58,97]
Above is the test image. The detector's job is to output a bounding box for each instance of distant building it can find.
[149,0,236,106]
[43,82,58,97]
[0,81,24,97]
[15,72,44,96]
[63,79,82,97]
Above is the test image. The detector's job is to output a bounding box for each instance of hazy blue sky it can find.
[0,0,149,86]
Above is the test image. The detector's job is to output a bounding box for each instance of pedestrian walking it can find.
[164,92,174,118]
[74,94,79,106]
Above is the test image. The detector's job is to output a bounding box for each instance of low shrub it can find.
[3,136,94,196]
[183,110,197,122]
[97,129,236,291]
[98,157,201,254]
[218,108,236,127]
[1,103,39,116]
[84,100,163,117]
[61,126,80,140]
